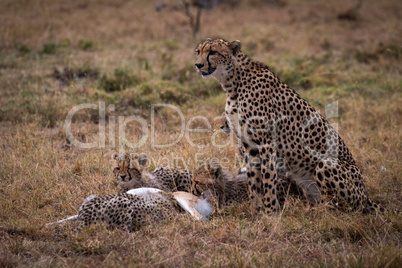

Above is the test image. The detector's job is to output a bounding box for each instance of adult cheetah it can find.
[112,153,193,193]
[195,38,380,214]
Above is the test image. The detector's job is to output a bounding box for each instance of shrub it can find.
[78,39,93,50]
[40,42,57,54]
[98,69,139,92]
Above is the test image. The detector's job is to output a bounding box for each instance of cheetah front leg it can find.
[258,145,280,214]
[243,145,263,214]
[243,143,280,215]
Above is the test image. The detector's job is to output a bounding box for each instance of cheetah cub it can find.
[47,188,213,232]
[191,161,303,209]
[191,161,248,208]
[112,153,193,193]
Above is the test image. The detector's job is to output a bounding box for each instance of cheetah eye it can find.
[195,49,200,55]
[209,50,217,56]
[114,167,120,171]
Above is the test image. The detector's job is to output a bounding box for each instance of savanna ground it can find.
[0,0,401,266]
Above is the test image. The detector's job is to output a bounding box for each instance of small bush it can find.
[354,50,378,64]
[119,85,158,111]
[59,38,71,47]
[39,100,60,128]
[160,86,188,104]
[138,83,153,95]
[40,42,57,54]
[52,66,100,85]
[98,68,139,92]
[78,39,93,50]
[18,45,31,55]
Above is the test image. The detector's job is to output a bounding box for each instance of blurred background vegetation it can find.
[0,0,400,127]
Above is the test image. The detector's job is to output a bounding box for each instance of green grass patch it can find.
[99,68,139,92]
[78,39,93,50]
[40,42,57,54]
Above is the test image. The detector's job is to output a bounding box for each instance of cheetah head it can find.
[195,38,242,81]
[191,161,224,196]
[112,153,148,185]
[112,153,131,182]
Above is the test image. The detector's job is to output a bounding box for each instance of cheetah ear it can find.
[112,153,119,160]
[213,165,222,177]
[129,153,138,160]
[205,38,212,41]
[230,40,242,56]
[138,153,148,168]
[129,153,139,168]
[209,161,222,176]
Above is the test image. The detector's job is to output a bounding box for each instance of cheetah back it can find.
[77,193,176,231]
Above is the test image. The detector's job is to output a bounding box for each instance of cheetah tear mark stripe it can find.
[207,53,213,71]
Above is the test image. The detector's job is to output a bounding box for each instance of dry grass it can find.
[0,0,401,267]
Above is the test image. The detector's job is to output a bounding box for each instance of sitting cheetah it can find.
[47,188,213,231]
[112,153,193,193]
[195,38,380,214]
[191,161,302,209]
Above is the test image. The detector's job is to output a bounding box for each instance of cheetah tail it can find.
[366,199,402,215]
[364,199,386,214]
